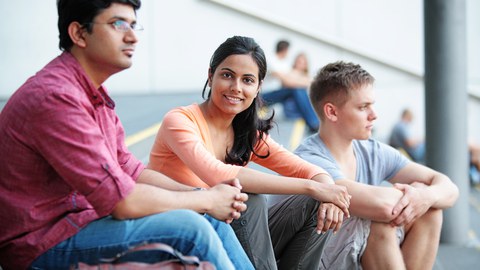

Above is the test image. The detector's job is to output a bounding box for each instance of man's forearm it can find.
[111,183,211,219]
[335,179,403,222]
[424,173,459,209]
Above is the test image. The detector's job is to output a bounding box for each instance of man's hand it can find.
[205,180,248,224]
[316,203,345,234]
[390,182,430,226]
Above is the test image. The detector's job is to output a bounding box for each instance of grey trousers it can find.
[231,194,332,270]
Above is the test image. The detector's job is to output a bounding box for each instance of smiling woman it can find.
[147,36,352,269]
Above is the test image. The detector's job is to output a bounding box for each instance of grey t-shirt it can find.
[295,135,410,185]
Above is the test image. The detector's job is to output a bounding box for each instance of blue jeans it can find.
[30,209,253,270]
[262,87,319,132]
[407,142,425,164]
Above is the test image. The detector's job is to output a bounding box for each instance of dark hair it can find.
[276,40,290,53]
[309,61,375,120]
[202,36,274,166]
[57,0,141,51]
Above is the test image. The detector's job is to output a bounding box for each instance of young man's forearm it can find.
[335,179,403,222]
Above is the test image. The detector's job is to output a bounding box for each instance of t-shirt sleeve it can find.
[377,142,410,181]
[154,108,241,186]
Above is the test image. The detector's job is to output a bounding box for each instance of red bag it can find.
[71,242,216,269]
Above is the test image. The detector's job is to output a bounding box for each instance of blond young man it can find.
[295,61,459,270]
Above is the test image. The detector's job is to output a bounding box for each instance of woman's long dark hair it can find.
[202,36,275,166]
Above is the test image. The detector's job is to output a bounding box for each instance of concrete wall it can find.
[0,0,424,95]
[0,0,478,141]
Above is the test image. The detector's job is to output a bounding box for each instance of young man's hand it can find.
[390,182,430,226]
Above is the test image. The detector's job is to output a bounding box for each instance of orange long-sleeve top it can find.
[147,104,326,188]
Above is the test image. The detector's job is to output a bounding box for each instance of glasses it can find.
[87,19,144,32]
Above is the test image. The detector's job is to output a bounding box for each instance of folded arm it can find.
[390,162,459,210]
[236,167,350,218]
[112,176,248,223]
[335,179,404,223]
[388,162,459,226]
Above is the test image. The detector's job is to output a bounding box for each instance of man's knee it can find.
[147,209,213,233]
[414,208,443,229]
[369,221,399,243]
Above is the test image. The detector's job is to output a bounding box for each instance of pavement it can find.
[1,93,479,269]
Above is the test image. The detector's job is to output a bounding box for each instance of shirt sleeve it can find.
[252,135,328,179]
[114,114,145,181]
[28,91,137,217]
[378,142,411,181]
[157,108,241,186]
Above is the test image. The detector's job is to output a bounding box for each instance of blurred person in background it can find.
[261,40,319,132]
[389,108,425,163]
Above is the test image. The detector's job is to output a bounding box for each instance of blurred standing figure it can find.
[261,40,319,132]
[389,108,425,163]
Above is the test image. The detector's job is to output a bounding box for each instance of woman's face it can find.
[208,54,260,117]
[293,54,308,72]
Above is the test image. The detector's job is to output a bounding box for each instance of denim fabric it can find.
[30,209,253,270]
[261,87,319,131]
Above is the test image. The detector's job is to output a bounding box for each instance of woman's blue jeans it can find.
[30,209,254,270]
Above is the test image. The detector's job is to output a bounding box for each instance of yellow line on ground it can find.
[469,194,480,213]
[467,230,480,250]
[468,230,477,240]
[289,119,305,151]
[125,122,162,147]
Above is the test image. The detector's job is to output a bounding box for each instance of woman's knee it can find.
[245,193,268,211]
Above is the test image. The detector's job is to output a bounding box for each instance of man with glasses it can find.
[0,1,253,269]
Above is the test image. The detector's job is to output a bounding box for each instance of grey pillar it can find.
[424,0,469,244]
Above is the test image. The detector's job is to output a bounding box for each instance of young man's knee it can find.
[369,221,399,242]
[416,208,443,228]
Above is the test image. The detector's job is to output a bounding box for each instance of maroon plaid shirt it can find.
[0,52,144,269]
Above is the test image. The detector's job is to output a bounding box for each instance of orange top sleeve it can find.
[148,104,326,187]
